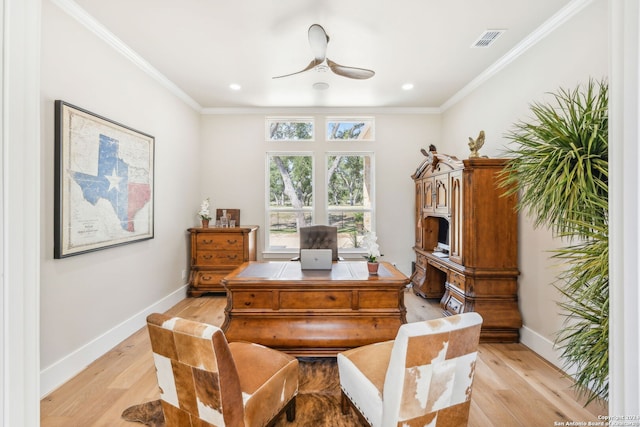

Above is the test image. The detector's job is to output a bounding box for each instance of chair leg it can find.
[340,390,350,415]
[285,396,296,422]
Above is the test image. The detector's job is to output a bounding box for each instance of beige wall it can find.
[438,0,608,365]
[199,112,441,275]
[39,1,202,394]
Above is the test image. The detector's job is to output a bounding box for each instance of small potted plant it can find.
[362,232,383,275]
[198,198,212,228]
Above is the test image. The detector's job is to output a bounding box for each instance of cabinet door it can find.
[422,177,435,213]
[434,174,449,214]
[449,170,463,264]
[415,180,424,248]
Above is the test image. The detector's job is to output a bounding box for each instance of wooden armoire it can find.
[411,150,522,342]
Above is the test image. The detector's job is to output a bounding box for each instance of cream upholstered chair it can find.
[298,225,340,261]
[337,312,483,427]
[146,313,299,427]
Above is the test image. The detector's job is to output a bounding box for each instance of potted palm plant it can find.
[498,78,608,404]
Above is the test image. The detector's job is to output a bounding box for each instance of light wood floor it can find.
[40,289,607,426]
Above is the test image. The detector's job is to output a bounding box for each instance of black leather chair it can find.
[296,225,341,261]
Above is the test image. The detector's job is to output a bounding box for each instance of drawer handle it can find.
[227,239,238,244]
[227,254,238,260]
[203,254,213,260]
[202,275,212,281]
[202,239,213,244]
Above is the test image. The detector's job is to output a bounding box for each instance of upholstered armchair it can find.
[146,313,299,427]
[337,312,483,427]
[298,225,340,261]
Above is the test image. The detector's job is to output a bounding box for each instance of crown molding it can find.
[440,0,595,112]
[51,0,203,112]
[200,106,441,115]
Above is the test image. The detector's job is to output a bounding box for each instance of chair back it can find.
[146,313,244,427]
[382,312,483,426]
[299,225,339,261]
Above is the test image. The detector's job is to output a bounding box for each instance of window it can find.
[266,153,314,250]
[326,117,374,141]
[266,117,314,141]
[326,153,374,250]
[264,116,376,256]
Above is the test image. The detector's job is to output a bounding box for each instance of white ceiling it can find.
[65,0,582,110]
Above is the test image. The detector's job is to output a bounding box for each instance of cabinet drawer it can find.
[411,265,426,288]
[196,251,243,266]
[444,295,463,315]
[192,271,226,288]
[416,254,428,268]
[448,271,466,291]
[196,234,244,251]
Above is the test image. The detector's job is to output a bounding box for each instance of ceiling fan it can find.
[273,24,375,80]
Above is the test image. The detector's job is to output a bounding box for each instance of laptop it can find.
[300,249,333,270]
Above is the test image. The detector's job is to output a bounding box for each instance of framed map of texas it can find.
[54,101,154,258]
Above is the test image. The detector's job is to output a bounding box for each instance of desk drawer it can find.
[231,291,273,309]
[358,290,399,309]
[280,291,352,310]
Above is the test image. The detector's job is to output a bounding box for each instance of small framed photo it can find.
[216,209,240,226]
[54,100,155,258]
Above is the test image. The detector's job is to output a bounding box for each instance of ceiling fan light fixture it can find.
[313,82,330,91]
[273,24,375,80]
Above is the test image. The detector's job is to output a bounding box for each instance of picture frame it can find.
[216,209,240,226]
[54,100,155,258]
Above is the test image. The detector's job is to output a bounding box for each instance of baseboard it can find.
[40,285,188,398]
[519,325,575,376]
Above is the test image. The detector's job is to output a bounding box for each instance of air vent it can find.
[471,29,506,48]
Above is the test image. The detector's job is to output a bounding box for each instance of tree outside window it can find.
[267,154,313,250]
[327,153,374,250]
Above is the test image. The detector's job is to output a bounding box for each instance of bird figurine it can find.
[468,130,485,158]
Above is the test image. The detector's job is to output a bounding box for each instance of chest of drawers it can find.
[187,226,258,296]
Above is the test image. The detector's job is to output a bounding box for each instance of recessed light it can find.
[402,83,414,90]
[229,83,242,91]
[313,82,329,90]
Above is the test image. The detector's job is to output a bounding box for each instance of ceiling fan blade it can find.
[272,59,320,79]
[308,24,329,61]
[327,59,375,80]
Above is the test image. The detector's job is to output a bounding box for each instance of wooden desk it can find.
[221,261,410,356]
